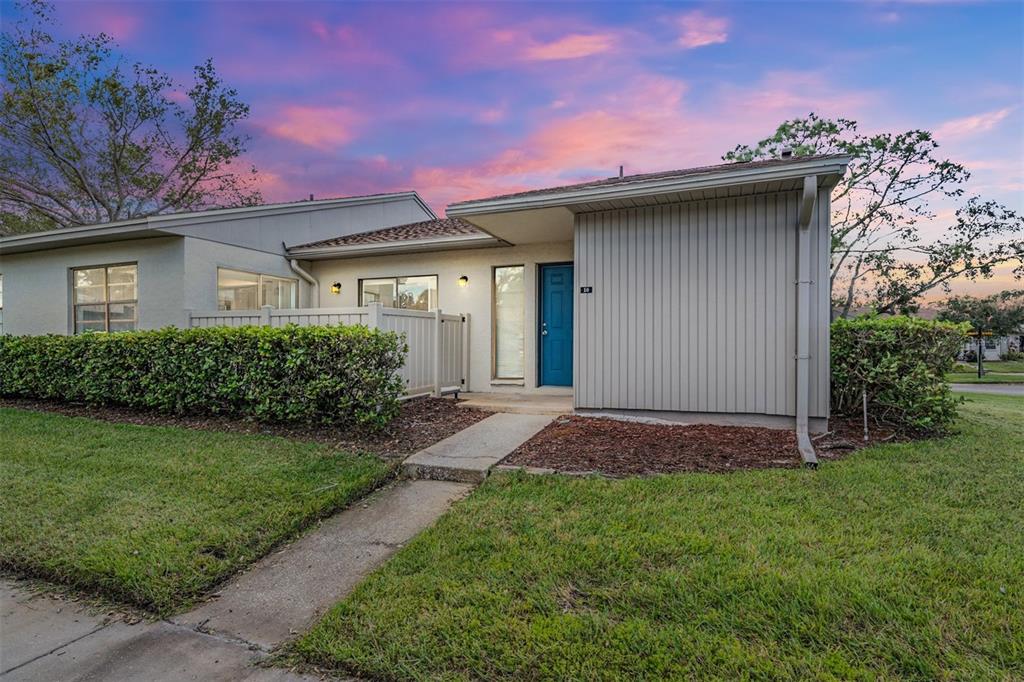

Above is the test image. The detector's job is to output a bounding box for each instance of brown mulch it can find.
[502,414,896,477]
[0,396,489,459]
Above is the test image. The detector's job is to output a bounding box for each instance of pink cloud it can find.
[521,33,618,61]
[935,107,1014,140]
[675,11,729,49]
[265,106,362,149]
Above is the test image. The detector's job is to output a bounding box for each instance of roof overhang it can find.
[0,191,436,257]
[446,156,850,245]
[286,233,504,260]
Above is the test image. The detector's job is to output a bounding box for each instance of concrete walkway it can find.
[952,383,1024,396]
[458,392,572,415]
[2,479,470,681]
[403,412,554,482]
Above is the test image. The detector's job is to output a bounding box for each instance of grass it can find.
[950,360,1024,383]
[297,394,1024,681]
[0,408,391,615]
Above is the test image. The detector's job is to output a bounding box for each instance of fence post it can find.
[260,305,273,327]
[367,302,383,330]
[433,308,442,397]
[461,313,470,393]
[183,309,193,329]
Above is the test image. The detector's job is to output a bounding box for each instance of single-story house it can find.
[0,154,850,460]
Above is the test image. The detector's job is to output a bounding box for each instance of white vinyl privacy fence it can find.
[188,303,469,398]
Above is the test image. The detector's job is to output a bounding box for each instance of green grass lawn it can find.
[948,372,1024,384]
[0,408,391,615]
[297,394,1024,681]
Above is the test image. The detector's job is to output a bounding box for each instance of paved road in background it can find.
[951,383,1024,396]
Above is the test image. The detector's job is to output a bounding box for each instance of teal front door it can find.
[539,264,573,386]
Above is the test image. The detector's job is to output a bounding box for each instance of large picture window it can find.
[359,275,438,311]
[73,263,138,333]
[217,268,297,310]
[493,265,525,379]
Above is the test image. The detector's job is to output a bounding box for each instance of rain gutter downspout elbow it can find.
[284,242,319,307]
[796,175,819,468]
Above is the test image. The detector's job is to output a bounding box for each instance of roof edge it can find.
[287,233,501,260]
[447,156,851,217]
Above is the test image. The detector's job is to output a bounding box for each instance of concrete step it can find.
[403,412,553,482]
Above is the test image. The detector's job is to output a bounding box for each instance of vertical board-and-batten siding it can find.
[574,188,830,419]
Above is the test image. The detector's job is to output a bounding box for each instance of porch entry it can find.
[539,263,573,386]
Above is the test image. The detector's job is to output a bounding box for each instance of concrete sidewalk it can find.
[2,479,470,681]
[952,383,1024,396]
[403,412,554,482]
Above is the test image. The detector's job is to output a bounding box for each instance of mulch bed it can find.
[0,396,489,459]
[502,414,894,477]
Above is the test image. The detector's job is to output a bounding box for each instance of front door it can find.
[539,263,573,386]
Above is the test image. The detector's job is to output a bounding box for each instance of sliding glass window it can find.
[493,265,525,379]
[359,276,438,311]
[217,268,297,310]
[73,263,138,333]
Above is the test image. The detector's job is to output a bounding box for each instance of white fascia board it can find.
[286,234,501,260]
[447,157,851,216]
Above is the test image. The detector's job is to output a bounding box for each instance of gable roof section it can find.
[286,217,501,260]
[0,191,435,256]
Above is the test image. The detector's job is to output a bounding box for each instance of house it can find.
[0,154,850,461]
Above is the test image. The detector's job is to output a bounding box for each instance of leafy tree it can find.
[937,289,1024,337]
[0,0,261,234]
[724,114,1024,317]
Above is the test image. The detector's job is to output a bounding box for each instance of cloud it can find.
[265,106,362,149]
[935,107,1014,140]
[521,33,618,61]
[675,11,729,49]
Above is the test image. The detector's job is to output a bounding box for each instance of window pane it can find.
[494,266,525,379]
[107,265,137,302]
[261,275,297,309]
[75,304,107,333]
[108,303,137,332]
[74,268,106,304]
[218,268,259,311]
[397,276,437,311]
[361,279,396,307]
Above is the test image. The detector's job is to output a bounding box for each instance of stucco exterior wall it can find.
[181,237,312,310]
[574,188,832,421]
[310,241,573,393]
[0,237,186,335]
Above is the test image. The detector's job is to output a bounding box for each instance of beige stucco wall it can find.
[310,241,573,393]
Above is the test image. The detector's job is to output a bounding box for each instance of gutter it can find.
[796,175,818,468]
[285,244,319,307]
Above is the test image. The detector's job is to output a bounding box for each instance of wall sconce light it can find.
[330,282,342,295]
[457,275,469,288]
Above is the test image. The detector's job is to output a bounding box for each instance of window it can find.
[73,264,138,333]
[359,275,438,311]
[493,265,525,379]
[217,268,297,310]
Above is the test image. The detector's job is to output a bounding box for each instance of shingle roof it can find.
[448,154,849,207]
[290,217,485,250]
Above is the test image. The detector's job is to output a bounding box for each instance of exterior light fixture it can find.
[330,281,342,295]
[457,275,469,288]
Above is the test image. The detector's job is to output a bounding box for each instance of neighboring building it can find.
[0,154,850,453]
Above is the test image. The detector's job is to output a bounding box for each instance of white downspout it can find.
[796,175,818,467]
[286,252,319,308]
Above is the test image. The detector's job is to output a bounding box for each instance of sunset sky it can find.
[4,0,1023,296]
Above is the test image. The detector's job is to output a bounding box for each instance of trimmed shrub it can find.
[0,325,407,428]
[831,315,969,435]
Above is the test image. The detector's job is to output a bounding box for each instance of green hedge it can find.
[0,325,407,428]
[831,315,969,435]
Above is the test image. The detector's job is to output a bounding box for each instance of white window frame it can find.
[358,275,439,310]
[71,262,138,333]
[217,267,298,311]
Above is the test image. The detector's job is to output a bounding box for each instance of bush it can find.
[831,316,969,435]
[0,325,407,428]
